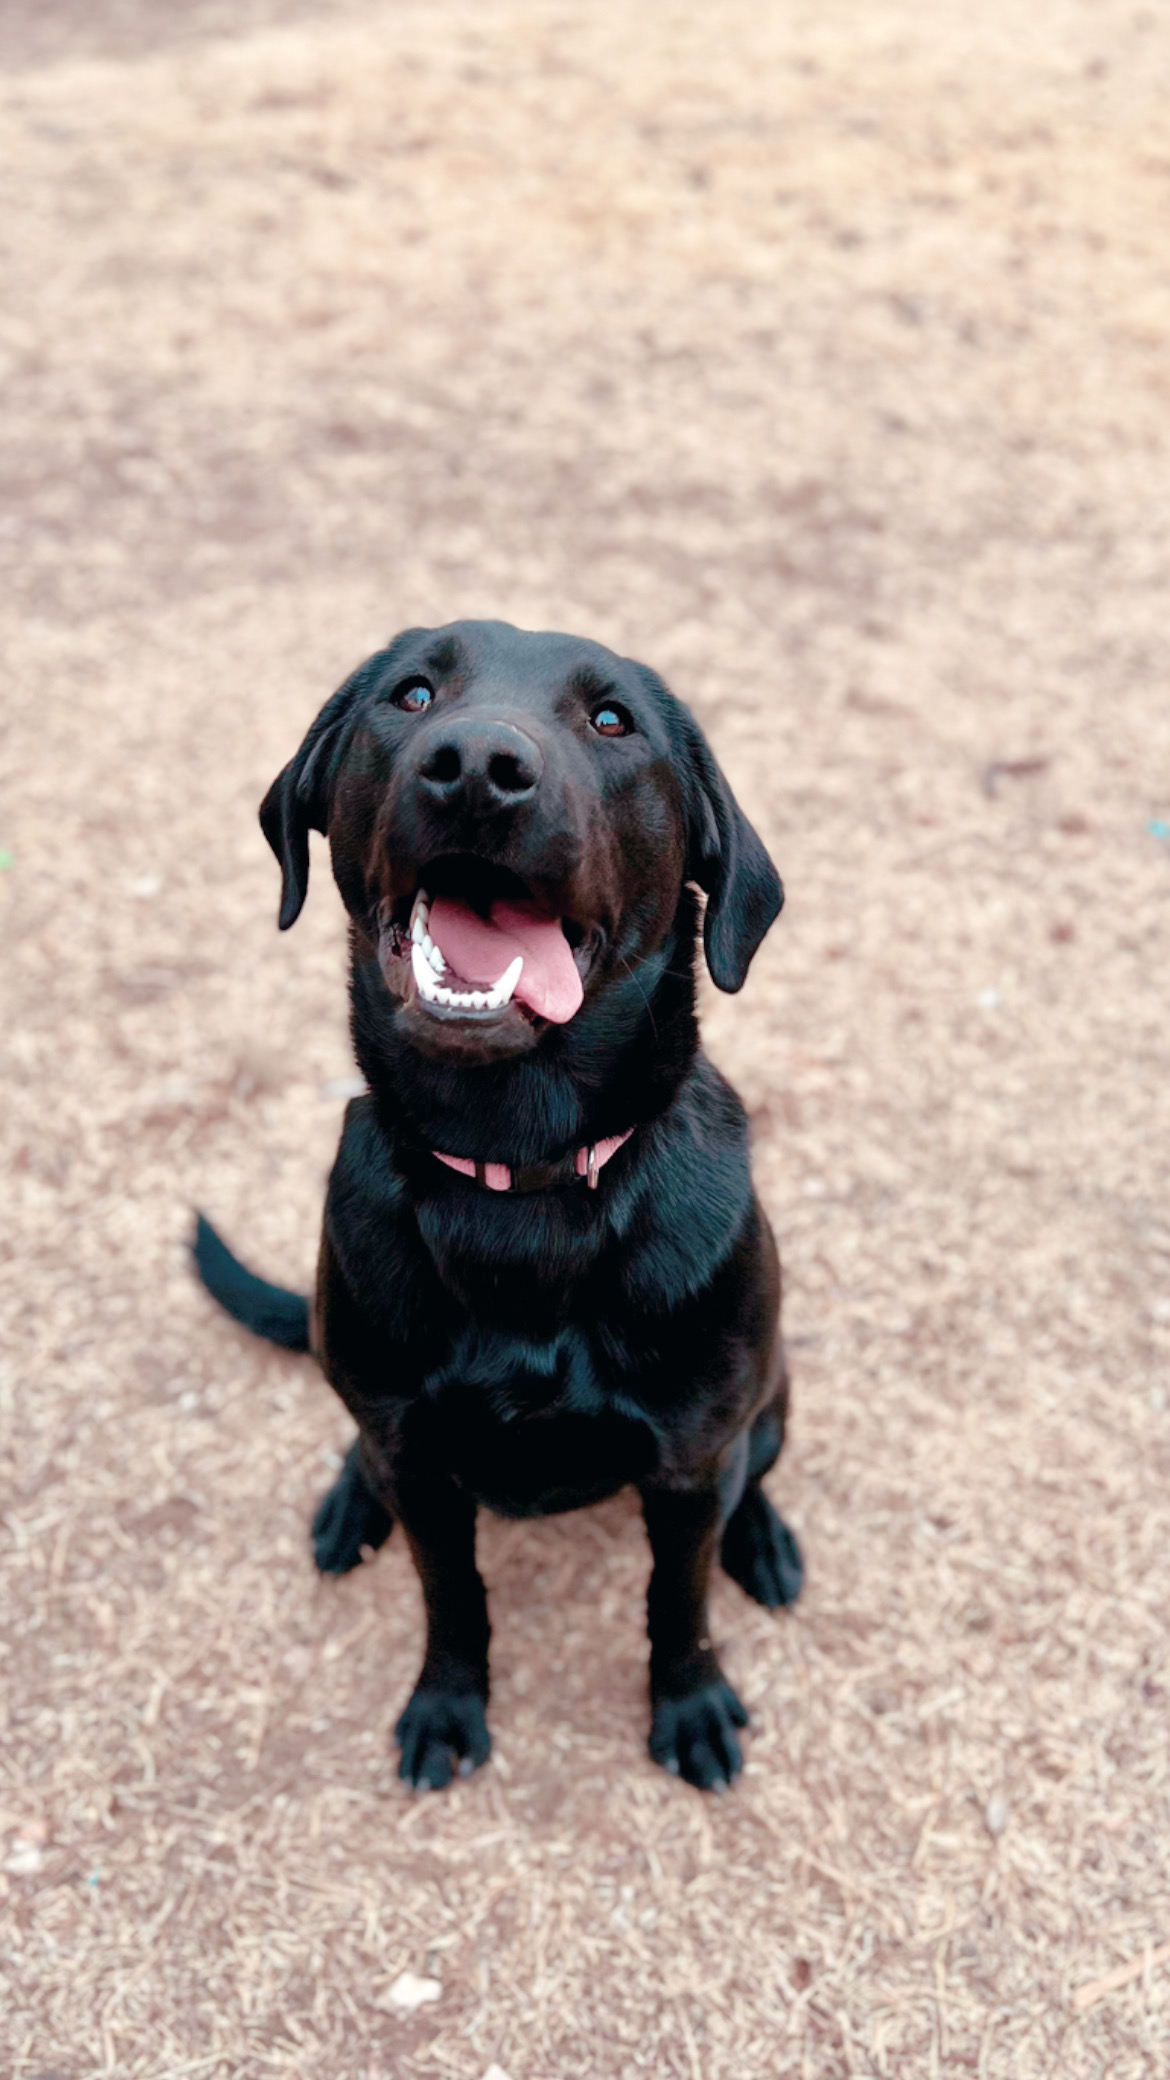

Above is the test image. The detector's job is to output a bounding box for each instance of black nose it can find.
[417,718,543,811]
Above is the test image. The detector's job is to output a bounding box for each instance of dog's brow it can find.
[425,635,462,678]
[563,664,620,702]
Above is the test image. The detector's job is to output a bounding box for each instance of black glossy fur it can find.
[196,620,802,1792]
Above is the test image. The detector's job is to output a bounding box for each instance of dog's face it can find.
[261,621,781,1066]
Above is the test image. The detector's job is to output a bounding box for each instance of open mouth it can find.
[379,857,595,1028]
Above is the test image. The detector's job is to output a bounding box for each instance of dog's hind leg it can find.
[311,1440,394,1576]
[719,1389,803,1609]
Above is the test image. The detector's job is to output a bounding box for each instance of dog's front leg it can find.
[640,1483,748,1791]
[394,1472,492,1791]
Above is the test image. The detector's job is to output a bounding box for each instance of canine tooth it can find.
[411,916,425,945]
[409,891,429,936]
[411,940,439,1000]
[493,955,523,1005]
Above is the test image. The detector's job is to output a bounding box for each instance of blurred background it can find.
[3,0,1169,2073]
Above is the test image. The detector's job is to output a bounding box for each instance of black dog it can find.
[195,619,802,1792]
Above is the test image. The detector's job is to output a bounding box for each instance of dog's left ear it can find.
[679,708,784,992]
[259,660,378,929]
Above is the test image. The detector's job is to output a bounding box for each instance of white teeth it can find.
[493,955,523,1006]
[411,915,425,945]
[411,939,441,1001]
[409,889,430,942]
[411,935,522,1016]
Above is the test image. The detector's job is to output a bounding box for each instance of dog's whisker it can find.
[617,952,659,1039]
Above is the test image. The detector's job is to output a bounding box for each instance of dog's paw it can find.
[649,1679,748,1792]
[395,1685,492,1791]
[720,1488,803,1609]
[311,1447,394,1576]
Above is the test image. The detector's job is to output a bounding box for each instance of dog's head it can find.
[260,621,781,1066]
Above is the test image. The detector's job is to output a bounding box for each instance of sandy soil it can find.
[3,1,1170,2073]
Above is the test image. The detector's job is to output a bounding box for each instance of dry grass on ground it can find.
[3,1,1170,2073]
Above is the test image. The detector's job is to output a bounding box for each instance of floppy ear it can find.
[258,659,377,929]
[680,710,784,992]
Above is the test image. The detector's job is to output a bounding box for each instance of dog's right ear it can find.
[258,659,378,929]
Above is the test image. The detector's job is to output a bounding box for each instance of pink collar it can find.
[433,1129,633,1194]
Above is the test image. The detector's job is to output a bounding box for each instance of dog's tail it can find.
[191,1213,311,1353]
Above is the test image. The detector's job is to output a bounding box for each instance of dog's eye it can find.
[590,704,631,738]
[392,678,434,713]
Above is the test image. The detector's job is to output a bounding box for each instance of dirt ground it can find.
[3,0,1170,2072]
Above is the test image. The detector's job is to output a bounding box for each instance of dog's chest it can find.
[420,1323,659,1517]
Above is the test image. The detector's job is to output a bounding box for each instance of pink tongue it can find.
[428,895,584,1024]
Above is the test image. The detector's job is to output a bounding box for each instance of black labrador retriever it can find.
[195,619,802,1793]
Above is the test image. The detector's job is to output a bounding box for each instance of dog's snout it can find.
[418,719,544,811]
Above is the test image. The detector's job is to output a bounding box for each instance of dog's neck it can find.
[348,889,703,1170]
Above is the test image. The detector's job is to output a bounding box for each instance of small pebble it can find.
[977,987,1001,1010]
[5,1838,45,1875]
[6,1820,48,1875]
[383,1971,441,2012]
[984,1795,1009,1837]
